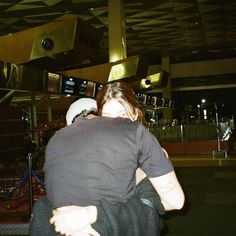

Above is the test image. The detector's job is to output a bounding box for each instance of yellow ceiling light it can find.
[140,78,151,89]
[140,73,161,89]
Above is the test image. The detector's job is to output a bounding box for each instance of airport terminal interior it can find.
[0,0,236,235]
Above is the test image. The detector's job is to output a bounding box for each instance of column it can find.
[47,94,52,122]
[31,93,38,145]
[108,0,126,63]
[162,53,173,121]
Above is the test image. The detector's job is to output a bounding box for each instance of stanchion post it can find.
[212,103,227,158]
[27,152,34,217]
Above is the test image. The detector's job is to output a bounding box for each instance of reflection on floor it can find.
[163,164,236,236]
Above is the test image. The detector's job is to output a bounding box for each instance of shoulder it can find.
[114,118,140,131]
[136,122,150,136]
[93,116,137,126]
[46,125,71,149]
[136,123,161,147]
[52,125,71,137]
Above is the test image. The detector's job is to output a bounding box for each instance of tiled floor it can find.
[164,165,236,236]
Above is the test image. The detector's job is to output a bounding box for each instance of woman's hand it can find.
[50,205,99,236]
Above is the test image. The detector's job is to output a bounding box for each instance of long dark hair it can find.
[96,81,143,122]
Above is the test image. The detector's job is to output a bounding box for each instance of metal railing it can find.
[149,121,233,143]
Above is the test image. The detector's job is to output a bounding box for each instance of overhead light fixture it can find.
[140,78,151,89]
[145,79,151,85]
[139,71,170,90]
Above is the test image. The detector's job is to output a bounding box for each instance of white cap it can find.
[66,98,97,125]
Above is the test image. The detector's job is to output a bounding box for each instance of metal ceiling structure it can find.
[0,0,236,114]
[0,0,235,64]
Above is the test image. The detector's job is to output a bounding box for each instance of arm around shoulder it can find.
[149,171,185,211]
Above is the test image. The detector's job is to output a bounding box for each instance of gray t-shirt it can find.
[44,116,173,207]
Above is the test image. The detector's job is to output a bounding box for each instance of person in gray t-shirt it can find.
[45,116,174,207]
[46,82,185,236]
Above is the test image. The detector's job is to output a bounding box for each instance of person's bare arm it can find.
[149,171,185,211]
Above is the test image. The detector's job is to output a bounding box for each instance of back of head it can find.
[96,81,143,122]
[66,98,97,125]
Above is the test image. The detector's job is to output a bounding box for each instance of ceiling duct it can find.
[61,55,149,85]
[108,55,149,82]
[22,17,103,71]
